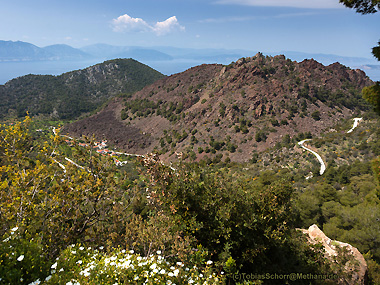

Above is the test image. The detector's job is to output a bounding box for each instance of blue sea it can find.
[0,59,379,85]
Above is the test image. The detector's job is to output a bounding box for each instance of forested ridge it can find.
[0,58,164,120]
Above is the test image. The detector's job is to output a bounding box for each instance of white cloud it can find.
[214,0,343,9]
[153,16,185,36]
[112,14,185,36]
[112,14,150,33]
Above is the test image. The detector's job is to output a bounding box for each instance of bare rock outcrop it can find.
[300,224,368,285]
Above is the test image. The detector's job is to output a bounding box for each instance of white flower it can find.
[76,260,82,264]
[168,272,174,277]
[79,246,84,250]
[99,246,104,250]
[199,274,203,278]
[206,260,213,265]
[45,275,52,281]
[11,227,18,232]
[17,255,24,261]
[156,250,162,255]
[150,263,157,270]
[159,269,166,274]
[173,269,179,277]
[176,262,183,267]
[59,268,64,272]
[51,262,58,269]
[129,250,134,254]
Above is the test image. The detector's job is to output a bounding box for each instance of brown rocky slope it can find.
[63,53,373,163]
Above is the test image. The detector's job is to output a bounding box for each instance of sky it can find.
[1,0,379,59]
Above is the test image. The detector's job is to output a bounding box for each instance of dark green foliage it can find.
[123,99,186,122]
[372,40,380,61]
[311,110,321,121]
[0,230,51,284]
[142,160,331,276]
[226,141,237,153]
[255,129,267,142]
[280,119,288,125]
[312,85,370,111]
[339,0,380,14]
[295,160,380,264]
[362,82,380,115]
[251,151,259,163]
[0,59,164,120]
[209,136,225,151]
[270,118,280,127]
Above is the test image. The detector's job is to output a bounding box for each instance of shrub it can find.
[140,157,330,275]
[37,244,224,285]
[0,227,51,284]
[311,110,321,121]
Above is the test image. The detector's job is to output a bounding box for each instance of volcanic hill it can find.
[63,53,373,163]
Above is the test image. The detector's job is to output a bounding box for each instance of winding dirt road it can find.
[298,117,363,177]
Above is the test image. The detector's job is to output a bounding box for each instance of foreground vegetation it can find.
[1,115,380,284]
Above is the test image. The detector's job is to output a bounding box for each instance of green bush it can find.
[41,244,224,285]
[141,158,331,275]
[0,227,51,284]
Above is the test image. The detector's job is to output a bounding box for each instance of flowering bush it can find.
[0,227,51,284]
[39,244,224,285]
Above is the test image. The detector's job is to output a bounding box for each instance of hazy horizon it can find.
[1,0,379,59]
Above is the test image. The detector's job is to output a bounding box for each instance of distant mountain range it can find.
[1,40,378,67]
[0,41,91,61]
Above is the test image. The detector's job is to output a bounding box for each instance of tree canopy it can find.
[339,0,380,14]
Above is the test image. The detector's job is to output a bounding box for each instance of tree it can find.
[340,0,380,119]
[362,82,380,114]
[0,117,137,258]
[373,40,380,61]
[339,0,380,14]
[311,110,321,121]
[340,0,379,61]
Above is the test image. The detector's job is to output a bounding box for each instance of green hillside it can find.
[0,58,165,120]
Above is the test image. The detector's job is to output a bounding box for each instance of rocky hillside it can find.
[63,53,373,162]
[0,58,165,119]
